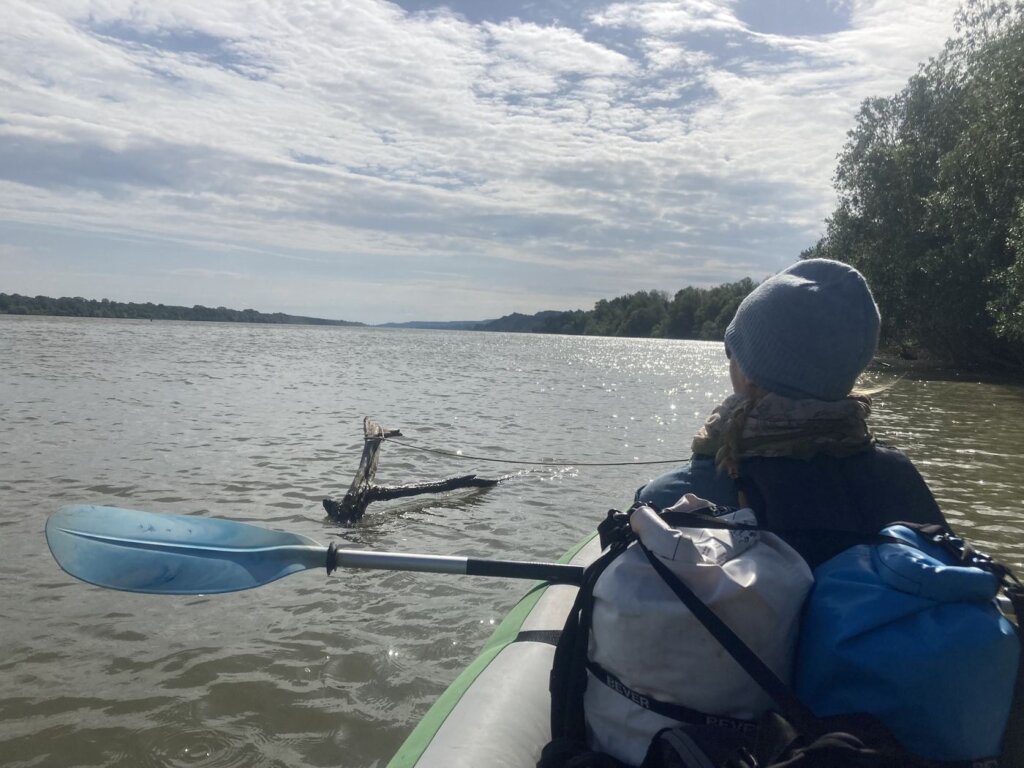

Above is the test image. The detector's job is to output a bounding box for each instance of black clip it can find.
[598,506,640,551]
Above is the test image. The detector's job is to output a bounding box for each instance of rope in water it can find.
[385,436,688,467]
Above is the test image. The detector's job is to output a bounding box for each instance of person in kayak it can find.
[636,258,948,567]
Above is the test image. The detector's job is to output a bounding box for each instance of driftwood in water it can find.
[322,417,502,523]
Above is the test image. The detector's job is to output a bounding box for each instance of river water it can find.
[1,315,1022,767]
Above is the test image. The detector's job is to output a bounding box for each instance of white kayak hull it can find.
[388,535,601,768]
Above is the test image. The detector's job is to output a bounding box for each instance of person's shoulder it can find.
[823,442,931,484]
[861,442,946,522]
[635,455,739,508]
[870,440,909,456]
[864,441,922,468]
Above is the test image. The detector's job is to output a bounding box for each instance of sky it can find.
[1,0,962,324]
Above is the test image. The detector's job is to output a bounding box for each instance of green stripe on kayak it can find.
[387,534,595,768]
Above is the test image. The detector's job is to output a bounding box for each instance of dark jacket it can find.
[636,443,947,568]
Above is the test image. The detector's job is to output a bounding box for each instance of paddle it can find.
[46,505,586,595]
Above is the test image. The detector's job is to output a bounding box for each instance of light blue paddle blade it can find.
[46,505,327,595]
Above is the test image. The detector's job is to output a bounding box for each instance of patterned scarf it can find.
[691,392,874,478]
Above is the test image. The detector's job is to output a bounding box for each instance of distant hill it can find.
[376,311,568,333]
[375,320,491,330]
[0,293,362,326]
[474,311,567,332]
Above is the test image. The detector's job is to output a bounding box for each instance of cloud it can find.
[0,0,961,322]
[591,1,747,36]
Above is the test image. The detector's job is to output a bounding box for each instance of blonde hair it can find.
[850,370,902,399]
[715,368,889,478]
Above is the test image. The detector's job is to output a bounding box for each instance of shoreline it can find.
[869,352,1024,386]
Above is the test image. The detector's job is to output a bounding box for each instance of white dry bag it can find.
[583,506,813,766]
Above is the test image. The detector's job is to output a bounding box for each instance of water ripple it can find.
[2,317,1022,767]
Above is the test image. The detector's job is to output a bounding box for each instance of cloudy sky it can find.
[1,0,960,324]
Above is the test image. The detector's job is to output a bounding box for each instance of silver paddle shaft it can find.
[328,545,585,584]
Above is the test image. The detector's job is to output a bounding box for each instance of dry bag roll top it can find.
[584,508,814,766]
[796,524,1020,762]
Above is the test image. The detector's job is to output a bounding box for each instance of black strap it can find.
[549,539,630,743]
[515,630,562,646]
[919,524,1024,589]
[658,508,906,549]
[1000,583,1024,768]
[637,539,822,738]
[586,659,757,734]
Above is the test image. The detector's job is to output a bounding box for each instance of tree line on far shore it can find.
[520,281,756,340]
[0,293,361,326]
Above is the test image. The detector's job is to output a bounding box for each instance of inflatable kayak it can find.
[387,534,602,768]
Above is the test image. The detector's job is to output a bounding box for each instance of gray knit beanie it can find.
[723,259,880,401]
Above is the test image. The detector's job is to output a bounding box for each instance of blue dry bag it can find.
[796,524,1020,762]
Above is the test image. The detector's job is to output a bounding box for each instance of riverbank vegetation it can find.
[0,293,362,326]
[806,0,1024,372]
[488,281,756,340]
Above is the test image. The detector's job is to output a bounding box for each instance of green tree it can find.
[535,280,755,340]
[812,0,1024,368]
